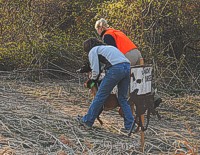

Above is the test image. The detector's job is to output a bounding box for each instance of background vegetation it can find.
[0,0,199,93]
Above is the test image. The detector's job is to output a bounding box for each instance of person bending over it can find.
[95,18,142,66]
[78,37,134,132]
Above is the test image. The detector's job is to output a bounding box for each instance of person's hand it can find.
[84,79,96,89]
[77,62,91,73]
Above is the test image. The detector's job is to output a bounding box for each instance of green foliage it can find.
[0,0,199,90]
[0,0,105,71]
[95,0,200,91]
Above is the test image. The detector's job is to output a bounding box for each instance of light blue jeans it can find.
[82,62,134,129]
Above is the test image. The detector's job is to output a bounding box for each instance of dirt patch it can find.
[0,77,199,155]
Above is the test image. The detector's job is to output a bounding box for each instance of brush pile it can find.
[0,74,199,155]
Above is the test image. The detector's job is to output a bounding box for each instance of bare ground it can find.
[0,76,199,155]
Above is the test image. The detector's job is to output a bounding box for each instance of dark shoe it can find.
[76,115,82,121]
[154,98,162,108]
[76,115,92,129]
[120,125,137,134]
[120,128,131,134]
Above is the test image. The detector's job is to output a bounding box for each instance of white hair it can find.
[95,18,109,29]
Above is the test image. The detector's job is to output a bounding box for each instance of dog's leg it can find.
[90,85,104,125]
[97,106,104,125]
[130,104,135,116]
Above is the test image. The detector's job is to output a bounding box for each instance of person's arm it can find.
[104,34,117,48]
[88,48,100,81]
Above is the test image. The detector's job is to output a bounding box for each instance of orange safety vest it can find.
[103,28,137,54]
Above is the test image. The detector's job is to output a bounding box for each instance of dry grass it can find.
[0,75,199,155]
